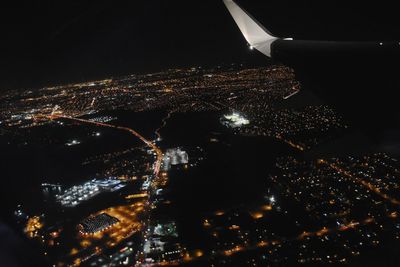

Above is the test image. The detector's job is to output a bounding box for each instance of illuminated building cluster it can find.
[221,111,250,128]
[25,216,44,239]
[55,177,126,207]
[79,213,120,235]
[162,148,189,171]
[143,221,186,264]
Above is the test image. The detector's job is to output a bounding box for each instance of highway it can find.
[46,114,164,265]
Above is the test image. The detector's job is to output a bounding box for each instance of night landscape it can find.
[1,1,400,266]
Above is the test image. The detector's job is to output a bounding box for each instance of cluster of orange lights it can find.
[275,134,305,151]
[249,211,264,220]
[25,216,44,238]
[125,193,148,199]
[228,224,240,230]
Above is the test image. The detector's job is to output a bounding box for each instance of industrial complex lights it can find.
[222,112,250,128]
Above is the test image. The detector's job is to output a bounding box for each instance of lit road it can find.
[46,114,164,266]
[48,114,163,176]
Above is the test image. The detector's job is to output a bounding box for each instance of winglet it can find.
[223,0,279,57]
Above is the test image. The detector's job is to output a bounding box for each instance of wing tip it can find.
[222,0,279,57]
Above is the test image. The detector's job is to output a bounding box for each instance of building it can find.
[79,213,119,235]
[162,148,189,171]
[55,177,125,207]
[221,111,250,128]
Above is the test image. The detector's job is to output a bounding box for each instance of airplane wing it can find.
[222,0,279,57]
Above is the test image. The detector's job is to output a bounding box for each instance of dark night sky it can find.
[0,0,399,90]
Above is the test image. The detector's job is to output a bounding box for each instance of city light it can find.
[221,112,250,128]
[66,139,81,146]
[269,195,275,203]
[4,64,399,267]
[55,177,126,207]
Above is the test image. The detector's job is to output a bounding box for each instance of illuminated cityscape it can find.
[1,64,400,267]
[0,0,399,265]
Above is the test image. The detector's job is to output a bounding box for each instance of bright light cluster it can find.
[55,178,125,207]
[222,112,250,128]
